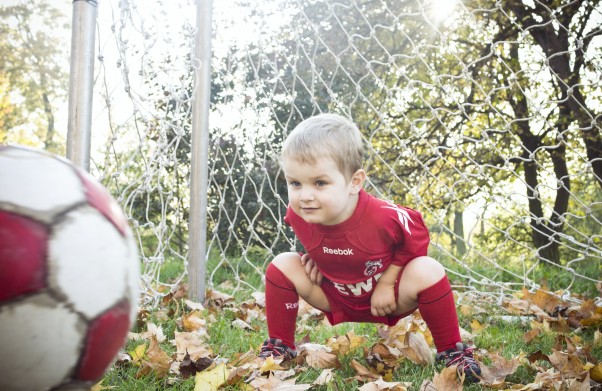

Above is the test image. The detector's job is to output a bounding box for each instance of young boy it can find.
[259,113,481,382]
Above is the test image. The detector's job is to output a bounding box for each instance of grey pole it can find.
[188,0,212,301]
[66,0,98,171]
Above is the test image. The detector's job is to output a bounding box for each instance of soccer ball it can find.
[0,145,140,391]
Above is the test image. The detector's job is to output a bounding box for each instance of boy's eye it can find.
[289,181,301,187]
[316,180,326,187]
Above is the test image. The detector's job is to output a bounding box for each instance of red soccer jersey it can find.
[284,189,430,302]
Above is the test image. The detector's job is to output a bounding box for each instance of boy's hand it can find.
[300,254,323,285]
[371,282,397,317]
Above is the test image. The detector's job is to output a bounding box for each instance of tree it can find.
[0,0,69,153]
[249,0,601,265]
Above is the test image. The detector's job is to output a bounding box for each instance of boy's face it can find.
[282,156,363,226]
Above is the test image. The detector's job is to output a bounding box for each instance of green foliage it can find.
[0,0,69,153]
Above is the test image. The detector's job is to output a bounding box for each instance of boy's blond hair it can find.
[282,114,363,179]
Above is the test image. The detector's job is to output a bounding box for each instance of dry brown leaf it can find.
[504,298,550,319]
[523,328,541,343]
[399,332,434,365]
[248,375,311,390]
[366,344,399,381]
[358,377,409,391]
[419,365,464,391]
[534,368,562,389]
[179,352,213,379]
[350,359,381,382]
[567,372,591,391]
[549,350,586,378]
[305,349,341,369]
[313,368,335,386]
[182,310,206,332]
[136,335,172,379]
[205,289,235,309]
[479,352,519,386]
[327,331,368,356]
[231,318,256,331]
[226,365,254,386]
[185,299,206,311]
[174,331,213,361]
[521,288,562,314]
[139,322,167,342]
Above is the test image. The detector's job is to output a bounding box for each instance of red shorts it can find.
[319,271,417,326]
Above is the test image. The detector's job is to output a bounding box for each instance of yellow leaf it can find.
[194,363,230,391]
[129,344,147,366]
[590,362,602,383]
[259,356,285,372]
[594,330,602,348]
[470,318,487,334]
[91,380,116,390]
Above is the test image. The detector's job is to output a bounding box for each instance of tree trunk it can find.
[453,210,466,257]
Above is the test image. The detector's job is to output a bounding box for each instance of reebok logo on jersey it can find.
[323,246,354,255]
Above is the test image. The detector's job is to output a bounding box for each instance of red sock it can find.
[264,263,299,349]
[417,275,461,352]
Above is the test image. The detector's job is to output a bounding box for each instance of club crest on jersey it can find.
[364,259,383,276]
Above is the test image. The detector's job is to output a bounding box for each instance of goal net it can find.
[89,0,602,305]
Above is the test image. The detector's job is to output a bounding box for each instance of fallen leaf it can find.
[366,344,399,381]
[399,332,434,365]
[549,350,586,378]
[521,288,562,314]
[174,331,213,361]
[523,328,541,343]
[594,330,602,348]
[182,311,206,332]
[470,318,487,334]
[136,336,172,379]
[179,352,214,379]
[313,368,335,385]
[260,356,286,373]
[305,349,341,369]
[248,375,311,390]
[194,363,230,391]
[504,298,550,319]
[591,362,602,382]
[358,377,409,391]
[91,380,116,390]
[129,343,147,366]
[231,318,256,331]
[420,365,463,391]
[479,352,519,386]
[350,359,381,382]
[433,364,464,389]
[327,331,368,355]
[185,299,206,311]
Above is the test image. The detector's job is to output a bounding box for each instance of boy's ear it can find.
[350,169,366,194]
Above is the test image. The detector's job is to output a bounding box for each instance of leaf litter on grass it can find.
[108,283,602,390]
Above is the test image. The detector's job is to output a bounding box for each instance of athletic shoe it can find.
[258,338,297,360]
[436,342,481,383]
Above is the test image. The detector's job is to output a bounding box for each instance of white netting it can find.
[89,0,601,305]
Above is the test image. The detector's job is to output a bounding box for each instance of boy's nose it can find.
[300,189,315,202]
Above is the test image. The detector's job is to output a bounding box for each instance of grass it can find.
[100,285,602,390]
[111,251,601,389]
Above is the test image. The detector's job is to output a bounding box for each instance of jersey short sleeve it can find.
[380,203,430,267]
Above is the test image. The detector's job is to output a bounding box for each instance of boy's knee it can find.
[405,256,445,281]
[271,252,302,273]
